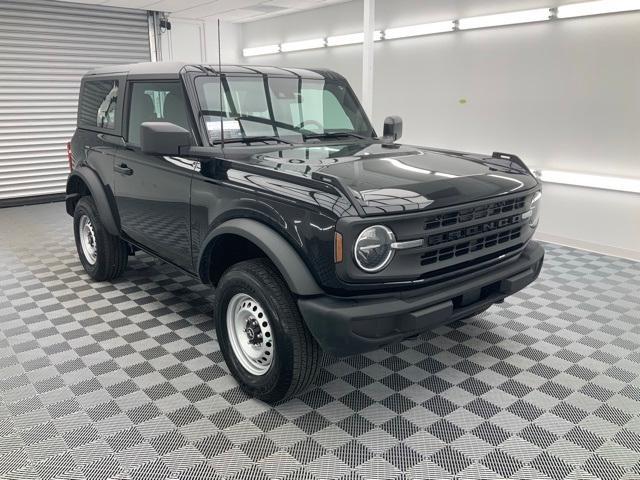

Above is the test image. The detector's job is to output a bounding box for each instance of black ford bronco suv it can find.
[66,62,544,402]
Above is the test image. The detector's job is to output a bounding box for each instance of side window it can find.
[127,81,190,146]
[78,80,119,130]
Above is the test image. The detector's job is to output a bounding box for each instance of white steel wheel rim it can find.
[79,215,97,265]
[226,293,274,376]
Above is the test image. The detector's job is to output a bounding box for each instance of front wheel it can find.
[214,258,321,403]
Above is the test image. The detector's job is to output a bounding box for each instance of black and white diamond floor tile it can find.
[0,203,638,480]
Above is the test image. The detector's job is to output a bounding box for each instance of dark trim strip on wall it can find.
[0,194,65,209]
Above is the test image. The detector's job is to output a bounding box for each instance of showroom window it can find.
[78,80,119,130]
[127,82,190,146]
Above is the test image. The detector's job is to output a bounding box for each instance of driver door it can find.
[113,81,195,270]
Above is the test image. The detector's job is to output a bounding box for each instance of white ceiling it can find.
[55,0,352,22]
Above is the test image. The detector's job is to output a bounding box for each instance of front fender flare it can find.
[66,167,119,236]
[198,218,323,296]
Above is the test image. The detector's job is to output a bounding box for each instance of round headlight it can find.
[354,225,396,273]
[529,191,542,228]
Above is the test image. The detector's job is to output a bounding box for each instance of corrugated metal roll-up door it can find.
[0,0,152,204]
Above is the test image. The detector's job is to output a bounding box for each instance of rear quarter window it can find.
[78,79,120,131]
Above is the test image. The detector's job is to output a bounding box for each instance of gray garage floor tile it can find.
[0,202,638,480]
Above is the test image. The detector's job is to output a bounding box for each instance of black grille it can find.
[419,194,530,269]
[421,227,522,266]
[427,213,523,247]
[424,196,526,231]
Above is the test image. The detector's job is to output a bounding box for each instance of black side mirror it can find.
[382,115,403,146]
[140,122,192,155]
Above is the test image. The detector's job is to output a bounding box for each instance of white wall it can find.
[242,1,640,176]
[161,20,205,62]
[535,184,640,261]
[203,20,243,64]
[243,0,363,96]
[171,1,640,260]
[372,13,639,179]
[160,18,242,64]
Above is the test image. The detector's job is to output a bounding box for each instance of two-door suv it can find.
[66,62,544,402]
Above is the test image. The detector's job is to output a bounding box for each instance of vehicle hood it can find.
[250,141,539,215]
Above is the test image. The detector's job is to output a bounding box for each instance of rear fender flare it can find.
[66,167,119,235]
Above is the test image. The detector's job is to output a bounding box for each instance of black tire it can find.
[73,196,128,281]
[214,258,321,403]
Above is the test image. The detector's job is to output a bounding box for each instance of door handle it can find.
[114,163,133,175]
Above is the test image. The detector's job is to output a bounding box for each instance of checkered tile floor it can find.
[1,202,639,480]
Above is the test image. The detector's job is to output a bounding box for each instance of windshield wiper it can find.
[302,132,367,141]
[212,136,294,146]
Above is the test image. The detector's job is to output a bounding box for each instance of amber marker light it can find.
[334,232,343,263]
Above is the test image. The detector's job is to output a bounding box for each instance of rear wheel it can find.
[214,258,321,402]
[73,196,128,281]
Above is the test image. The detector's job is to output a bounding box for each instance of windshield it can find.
[194,75,373,144]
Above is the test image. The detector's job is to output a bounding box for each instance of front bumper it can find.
[298,241,544,357]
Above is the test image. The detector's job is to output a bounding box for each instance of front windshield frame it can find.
[193,73,375,145]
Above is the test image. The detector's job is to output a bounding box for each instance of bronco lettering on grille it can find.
[428,214,522,246]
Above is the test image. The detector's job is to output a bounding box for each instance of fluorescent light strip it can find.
[557,0,640,18]
[243,3,640,55]
[242,44,280,57]
[326,31,382,46]
[281,38,326,52]
[384,21,455,39]
[539,170,640,194]
[458,8,551,30]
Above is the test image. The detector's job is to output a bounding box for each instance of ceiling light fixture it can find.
[242,44,280,57]
[384,21,455,39]
[458,8,551,30]
[326,31,382,46]
[242,3,640,56]
[281,38,326,52]
[556,0,640,18]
